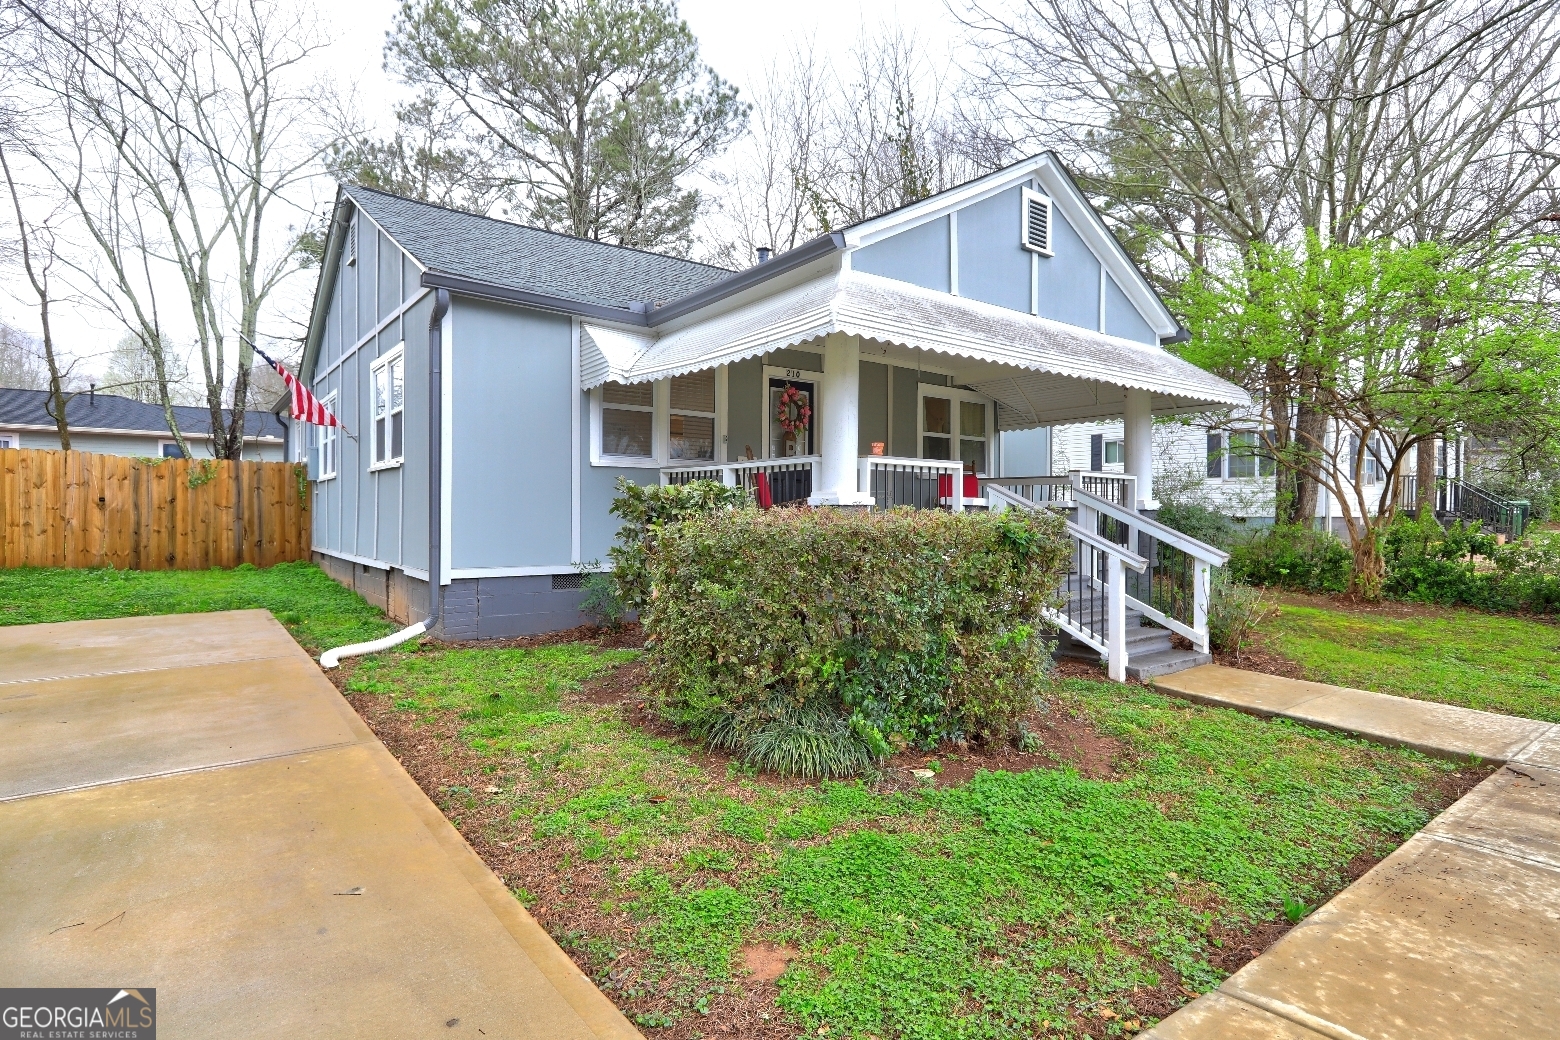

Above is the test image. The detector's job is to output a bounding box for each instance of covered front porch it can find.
[582,269,1247,679]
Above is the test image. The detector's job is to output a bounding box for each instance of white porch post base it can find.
[809,332,874,507]
[1123,387,1157,511]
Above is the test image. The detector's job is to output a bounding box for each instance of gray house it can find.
[298,155,1245,649]
[0,386,285,460]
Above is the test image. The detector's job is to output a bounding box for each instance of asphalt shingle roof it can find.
[344,186,734,310]
[0,387,285,439]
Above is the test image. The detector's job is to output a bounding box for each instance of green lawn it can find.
[0,563,395,653]
[1258,598,1560,722]
[348,641,1469,1038]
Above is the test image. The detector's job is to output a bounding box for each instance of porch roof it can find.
[580,270,1248,428]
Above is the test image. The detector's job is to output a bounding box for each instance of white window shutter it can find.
[1021,187,1053,255]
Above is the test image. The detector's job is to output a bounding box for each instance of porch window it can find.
[669,370,715,461]
[1103,439,1123,466]
[920,387,993,474]
[370,346,404,467]
[317,392,338,479]
[601,381,654,459]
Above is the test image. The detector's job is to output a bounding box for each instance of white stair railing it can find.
[987,483,1147,681]
[1071,488,1229,654]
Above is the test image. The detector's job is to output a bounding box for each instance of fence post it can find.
[1107,554,1127,682]
[1193,561,1211,654]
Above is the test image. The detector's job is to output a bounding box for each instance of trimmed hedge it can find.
[641,506,1072,775]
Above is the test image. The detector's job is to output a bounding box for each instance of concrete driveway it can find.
[0,610,640,1040]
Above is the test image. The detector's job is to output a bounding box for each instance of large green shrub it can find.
[1226,524,1352,592]
[1383,513,1560,613]
[642,507,1072,776]
[606,478,752,611]
[1155,500,1237,550]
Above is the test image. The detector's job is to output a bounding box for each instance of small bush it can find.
[1227,524,1352,592]
[1207,571,1273,658]
[642,507,1073,776]
[1383,513,1560,613]
[607,478,752,611]
[1155,501,1237,550]
[579,568,627,629]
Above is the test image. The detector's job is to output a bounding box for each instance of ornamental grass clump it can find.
[641,506,1072,777]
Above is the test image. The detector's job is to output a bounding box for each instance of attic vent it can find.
[346,216,358,267]
[1021,187,1053,255]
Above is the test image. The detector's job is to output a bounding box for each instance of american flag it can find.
[254,345,341,429]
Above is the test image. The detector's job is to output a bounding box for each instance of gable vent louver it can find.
[346,215,358,267]
[1021,187,1053,255]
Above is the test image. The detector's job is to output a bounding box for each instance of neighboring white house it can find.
[0,386,287,460]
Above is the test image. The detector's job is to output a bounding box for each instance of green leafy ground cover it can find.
[0,563,395,653]
[1257,596,1560,722]
[346,640,1470,1039]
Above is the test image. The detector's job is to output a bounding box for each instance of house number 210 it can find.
[784,369,803,379]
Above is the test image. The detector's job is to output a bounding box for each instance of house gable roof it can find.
[0,386,285,439]
[838,153,1180,339]
[344,186,733,310]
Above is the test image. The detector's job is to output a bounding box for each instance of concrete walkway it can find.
[1146,664,1560,1040]
[0,611,641,1040]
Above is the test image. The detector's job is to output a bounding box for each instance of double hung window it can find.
[317,392,338,479]
[669,371,715,462]
[371,347,404,467]
[601,381,654,459]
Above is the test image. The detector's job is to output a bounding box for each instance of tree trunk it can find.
[1416,435,1438,514]
[1348,523,1386,601]
[1290,397,1327,525]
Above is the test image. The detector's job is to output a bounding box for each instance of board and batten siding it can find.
[308,205,432,576]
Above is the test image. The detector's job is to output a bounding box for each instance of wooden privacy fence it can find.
[0,448,310,570]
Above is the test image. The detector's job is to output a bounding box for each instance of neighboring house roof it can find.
[344,185,733,310]
[0,387,285,439]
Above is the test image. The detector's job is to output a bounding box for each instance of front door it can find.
[768,376,815,458]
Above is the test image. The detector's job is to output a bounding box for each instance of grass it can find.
[347,641,1468,1038]
[1258,597,1560,722]
[0,562,396,653]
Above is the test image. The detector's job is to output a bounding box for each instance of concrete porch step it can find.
[1124,648,1213,679]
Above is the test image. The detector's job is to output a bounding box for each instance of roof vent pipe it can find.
[321,287,451,669]
[756,246,772,264]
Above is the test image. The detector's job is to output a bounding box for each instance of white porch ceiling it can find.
[579,270,1248,428]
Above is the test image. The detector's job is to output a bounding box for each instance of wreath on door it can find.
[776,384,812,434]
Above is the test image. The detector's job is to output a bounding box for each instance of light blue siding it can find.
[450,299,574,570]
[853,215,950,293]
[1104,275,1157,345]
[399,294,433,572]
[1000,427,1051,476]
[957,187,1030,312]
[1036,206,1101,330]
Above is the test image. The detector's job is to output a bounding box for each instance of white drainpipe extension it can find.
[320,287,452,669]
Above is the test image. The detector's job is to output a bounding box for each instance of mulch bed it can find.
[329,625,1488,1038]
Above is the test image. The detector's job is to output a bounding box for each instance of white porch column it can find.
[809,332,874,507]
[1123,387,1156,510]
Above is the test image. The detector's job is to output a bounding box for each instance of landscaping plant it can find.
[606,477,752,611]
[1207,571,1273,659]
[1226,523,1352,593]
[641,506,1072,776]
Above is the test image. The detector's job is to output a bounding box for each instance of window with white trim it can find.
[159,440,185,459]
[919,385,994,475]
[1207,428,1275,479]
[600,380,654,459]
[668,370,715,462]
[1020,187,1053,255]
[371,346,404,467]
[317,392,338,479]
[0,433,15,450]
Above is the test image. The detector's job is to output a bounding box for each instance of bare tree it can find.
[0,321,50,390]
[16,0,334,459]
[1,143,77,448]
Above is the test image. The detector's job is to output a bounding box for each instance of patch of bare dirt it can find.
[741,944,798,983]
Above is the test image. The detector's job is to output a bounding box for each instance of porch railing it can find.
[978,475,1074,510]
[987,483,1147,682]
[662,455,820,507]
[858,455,970,511]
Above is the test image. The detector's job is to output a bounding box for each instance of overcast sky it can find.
[4,0,971,379]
